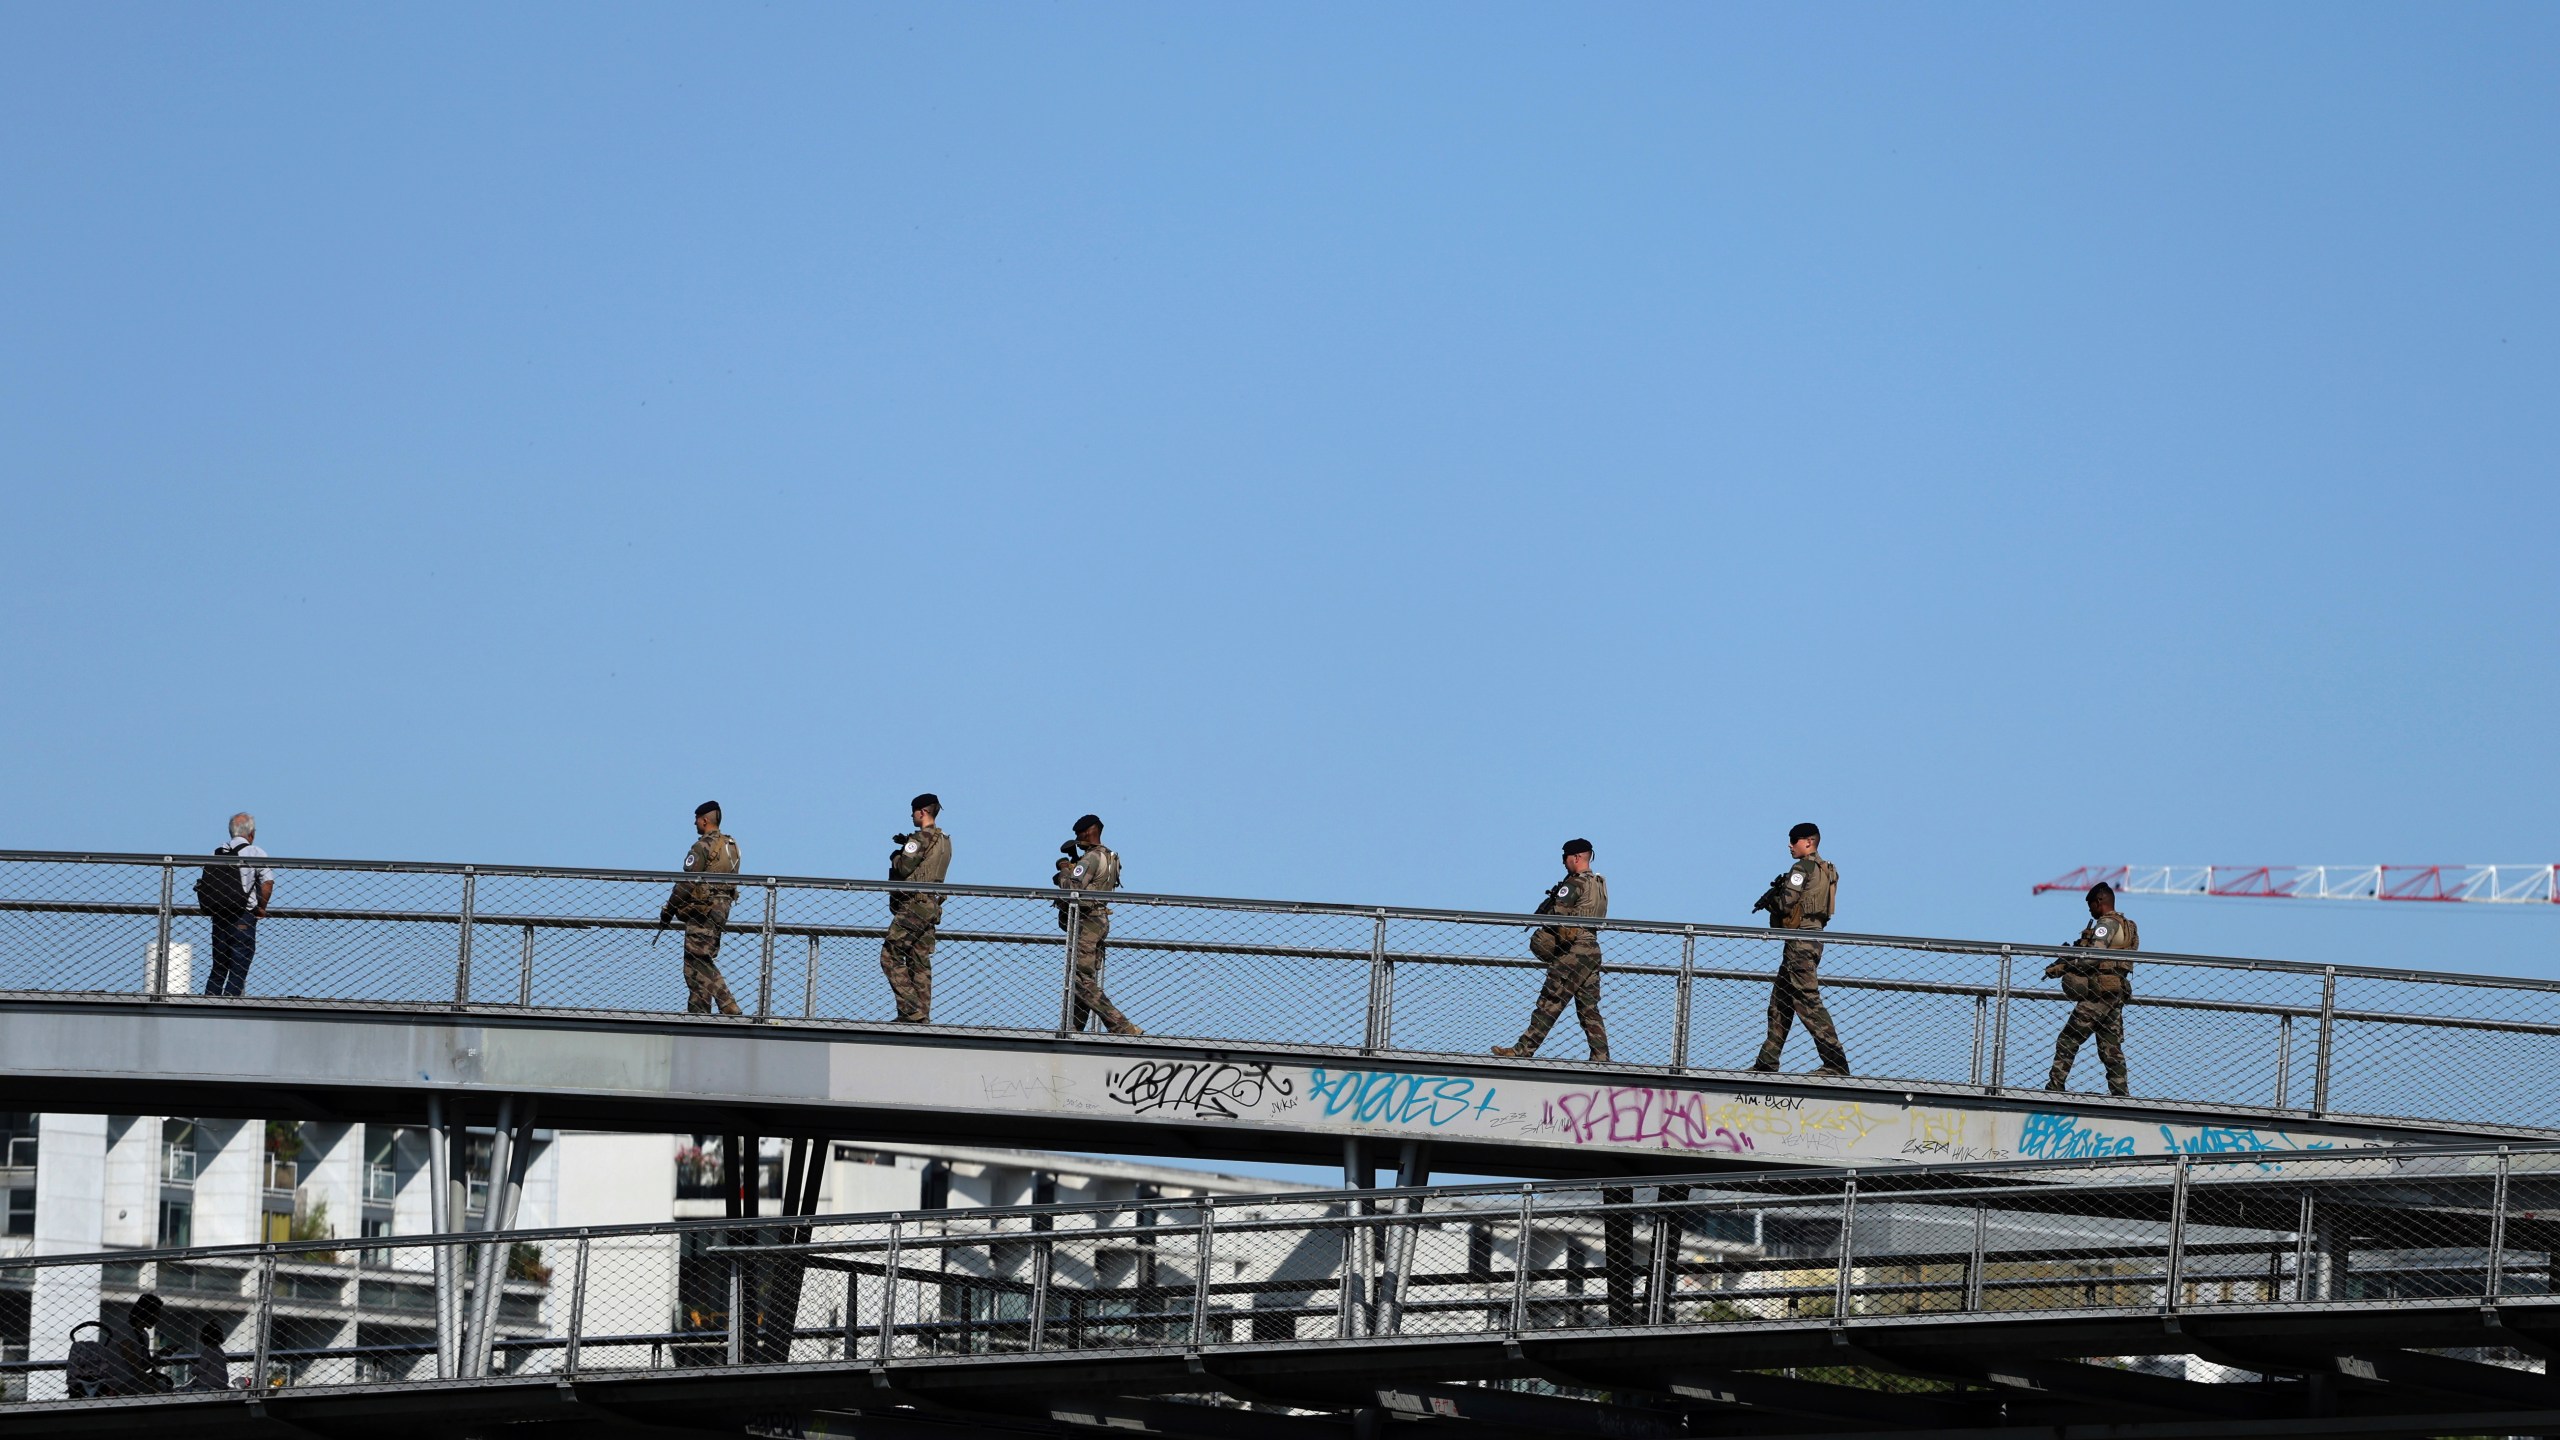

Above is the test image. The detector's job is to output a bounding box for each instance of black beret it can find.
[911,793,940,814]
[1073,814,1104,833]
[2088,881,2115,902]
[1788,822,1820,844]
[696,801,722,819]
[1562,838,1593,857]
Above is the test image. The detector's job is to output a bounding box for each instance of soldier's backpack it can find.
[193,841,251,918]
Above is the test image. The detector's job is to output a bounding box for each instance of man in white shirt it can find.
[205,812,274,997]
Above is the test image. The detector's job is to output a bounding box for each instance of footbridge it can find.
[4,849,2559,1177]
[7,1143,2560,1438]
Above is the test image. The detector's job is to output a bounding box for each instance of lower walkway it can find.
[6,1143,2556,1439]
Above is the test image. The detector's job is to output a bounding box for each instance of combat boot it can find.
[1490,1043,1535,1059]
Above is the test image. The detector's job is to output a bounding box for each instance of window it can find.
[262,1211,292,1244]
[363,1126,399,1205]
[4,1188,31,1237]
[158,1200,192,1248]
[919,1160,951,1211]
[160,1119,198,1187]
[0,1113,36,1170]
[361,1217,392,1270]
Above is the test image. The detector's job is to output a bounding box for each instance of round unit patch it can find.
[903,840,921,855]
[1788,872,1806,887]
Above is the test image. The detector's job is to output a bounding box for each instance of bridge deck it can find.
[0,997,2505,1176]
[2,848,2556,1170]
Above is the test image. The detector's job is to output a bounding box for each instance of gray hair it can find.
[228,813,255,840]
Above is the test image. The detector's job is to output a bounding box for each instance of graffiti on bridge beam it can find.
[2017,1112,2138,1160]
[1305,1068,1501,1128]
[2158,1123,2334,1169]
[1542,1086,1756,1153]
[1104,1060,1293,1120]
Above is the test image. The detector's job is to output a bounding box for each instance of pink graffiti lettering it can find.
[1543,1087,1756,1153]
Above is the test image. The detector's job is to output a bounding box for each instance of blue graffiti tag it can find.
[2157,1124,2334,1169]
[2018,1112,2137,1160]
[1306,1068,1499,1128]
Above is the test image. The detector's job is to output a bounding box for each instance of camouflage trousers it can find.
[683,924,741,1017]
[1511,930,1608,1060]
[1067,909,1136,1035]
[1753,940,1847,1072]
[2048,979,2129,1095]
[879,908,941,1023]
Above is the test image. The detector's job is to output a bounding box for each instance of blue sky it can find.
[4,2,2552,1022]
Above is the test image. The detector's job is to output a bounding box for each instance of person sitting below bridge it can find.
[2045,881,2138,1097]
[95,1293,170,1396]
[185,1320,232,1392]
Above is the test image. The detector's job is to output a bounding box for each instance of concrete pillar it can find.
[390,1126,434,1273]
[27,1114,107,1401]
[514,1134,558,1232]
[299,1123,359,1248]
[552,1132,678,1364]
[99,1116,157,1249]
[190,1119,258,1248]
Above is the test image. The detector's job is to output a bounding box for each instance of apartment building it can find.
[0,1111,1358,1395]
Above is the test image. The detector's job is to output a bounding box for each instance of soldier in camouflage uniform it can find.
[661,801,743,1016]
[880,793,952,1023]
[1492,839,1611,1062]
[2046,881,2138,1096]
[1749,822,1849,1075]
[1053,814,1141,1036]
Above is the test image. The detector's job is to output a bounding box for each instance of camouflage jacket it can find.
[2059,911,2139,978]
[1054,842,1121,917]
[887,828,952,917]
[1763,854,1837,930]
[669,832,742,923]
[1534,871,1609,949]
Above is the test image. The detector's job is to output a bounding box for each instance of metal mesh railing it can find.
[4,849,2560,1136]
[6,1143,2550,1407]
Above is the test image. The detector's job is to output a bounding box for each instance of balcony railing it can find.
[363,1163,398,1206]
[0,1135,32,1169]
[263,1154,298,1195]
[159,1145,196,1187]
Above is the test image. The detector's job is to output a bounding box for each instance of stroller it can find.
[61,1321,171,1398]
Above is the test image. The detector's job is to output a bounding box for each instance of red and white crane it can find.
[2034,864,2559,905]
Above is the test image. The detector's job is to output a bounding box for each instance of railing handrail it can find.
[1,845,2548,992]
[1,1137,2541,1275]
